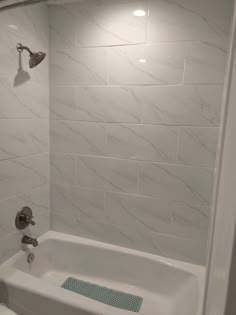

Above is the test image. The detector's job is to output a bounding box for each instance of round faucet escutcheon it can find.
[15,206,36,230]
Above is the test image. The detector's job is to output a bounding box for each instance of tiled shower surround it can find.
[0,3,50,263]
[49,0,233,265]
[0,0,233,266]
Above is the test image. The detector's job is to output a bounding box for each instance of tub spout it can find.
[22,235,38,247]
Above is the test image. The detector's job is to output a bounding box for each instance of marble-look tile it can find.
[0,2,48,54]
[149,232,207,265]
[49,5,77,49]
[51,184,105,220]
[105,192,209,241]
[178,127,219,167]
[0,2,50,264]
[50,86,77,120]
[0,232,21,264]
[139,162,214,205]
[76,86,141,123]
[148,0,232,43]
[51,210,162,256]
[0,77,49,119]
[50,153,76,185]
[0,25,48,85]
[51,120,106,155]
[138,85,223,126]
[109,43,185,85]
[52,207,206,264]
[0,153,49,201]
[50,47,108,85]
[105,192,172,234]
[106,124,178,162]
[184,40,228,84]
[76,156,138,193]
[171,202,210,241]
[0,119,49,161]
[74,0,147,47]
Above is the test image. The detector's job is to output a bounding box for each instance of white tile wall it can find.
[76,155,139,194]
[184,40,228,84]
[106,124,178,162]
[0,2,50,263]
[147,0,231,42]
[50,47,108,85]
[109,43,186,85]
[49,0,233,265]
[178,127,219,167]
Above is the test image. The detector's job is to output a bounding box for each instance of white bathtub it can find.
[0,231,205,315]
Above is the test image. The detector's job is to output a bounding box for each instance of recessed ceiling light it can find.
[139,59,147,63]
[133,9,146,17]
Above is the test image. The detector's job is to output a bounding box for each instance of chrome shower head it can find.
[16,43,46,68]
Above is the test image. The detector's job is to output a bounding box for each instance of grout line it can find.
[50,182,211,209]
[52,38,227,49]
[182,42,188,85]
[49,83,224,87]
[51,151,216,170]
[51,119,220,128]
[175,127,181,164]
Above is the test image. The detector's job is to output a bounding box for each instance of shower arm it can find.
[16,43,34,56]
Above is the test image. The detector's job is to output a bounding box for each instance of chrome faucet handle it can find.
[15,206,36,230]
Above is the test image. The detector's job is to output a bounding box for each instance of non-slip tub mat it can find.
[62,277,143,312]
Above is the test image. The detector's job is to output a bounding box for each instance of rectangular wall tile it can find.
[109,43,185,85]
[50,86,77,120]
[76,156,138,193]
[106,124,178,162]
[0,78,49,119]
[149,232,207,265]
[0,119,49,161]
[105,192,209,241]
[184,40,228,84]
[50,153,76,185]
[139,162,214,205]
[138,85,223,126]
[178,127,218,167]
[51,120,106,155]
[50,47,108,85]
[0,153,49,201]
[51,184,105,221]
[148,0,232,43]
[75,0,147,47]
[0,233,22,265]
[105,192,172,234]
[51,212,159,255]
[49,5,77,49]
[76,87,141,123]
[171,203,210,241]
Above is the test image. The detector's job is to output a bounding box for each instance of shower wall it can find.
[0,3,50,263]
[49,0,233,265]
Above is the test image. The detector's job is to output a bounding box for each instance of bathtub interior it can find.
[0,232,205,315]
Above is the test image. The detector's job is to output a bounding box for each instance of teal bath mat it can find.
[62,277,143,312]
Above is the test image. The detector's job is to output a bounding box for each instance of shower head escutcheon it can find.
[16,43,46,68]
